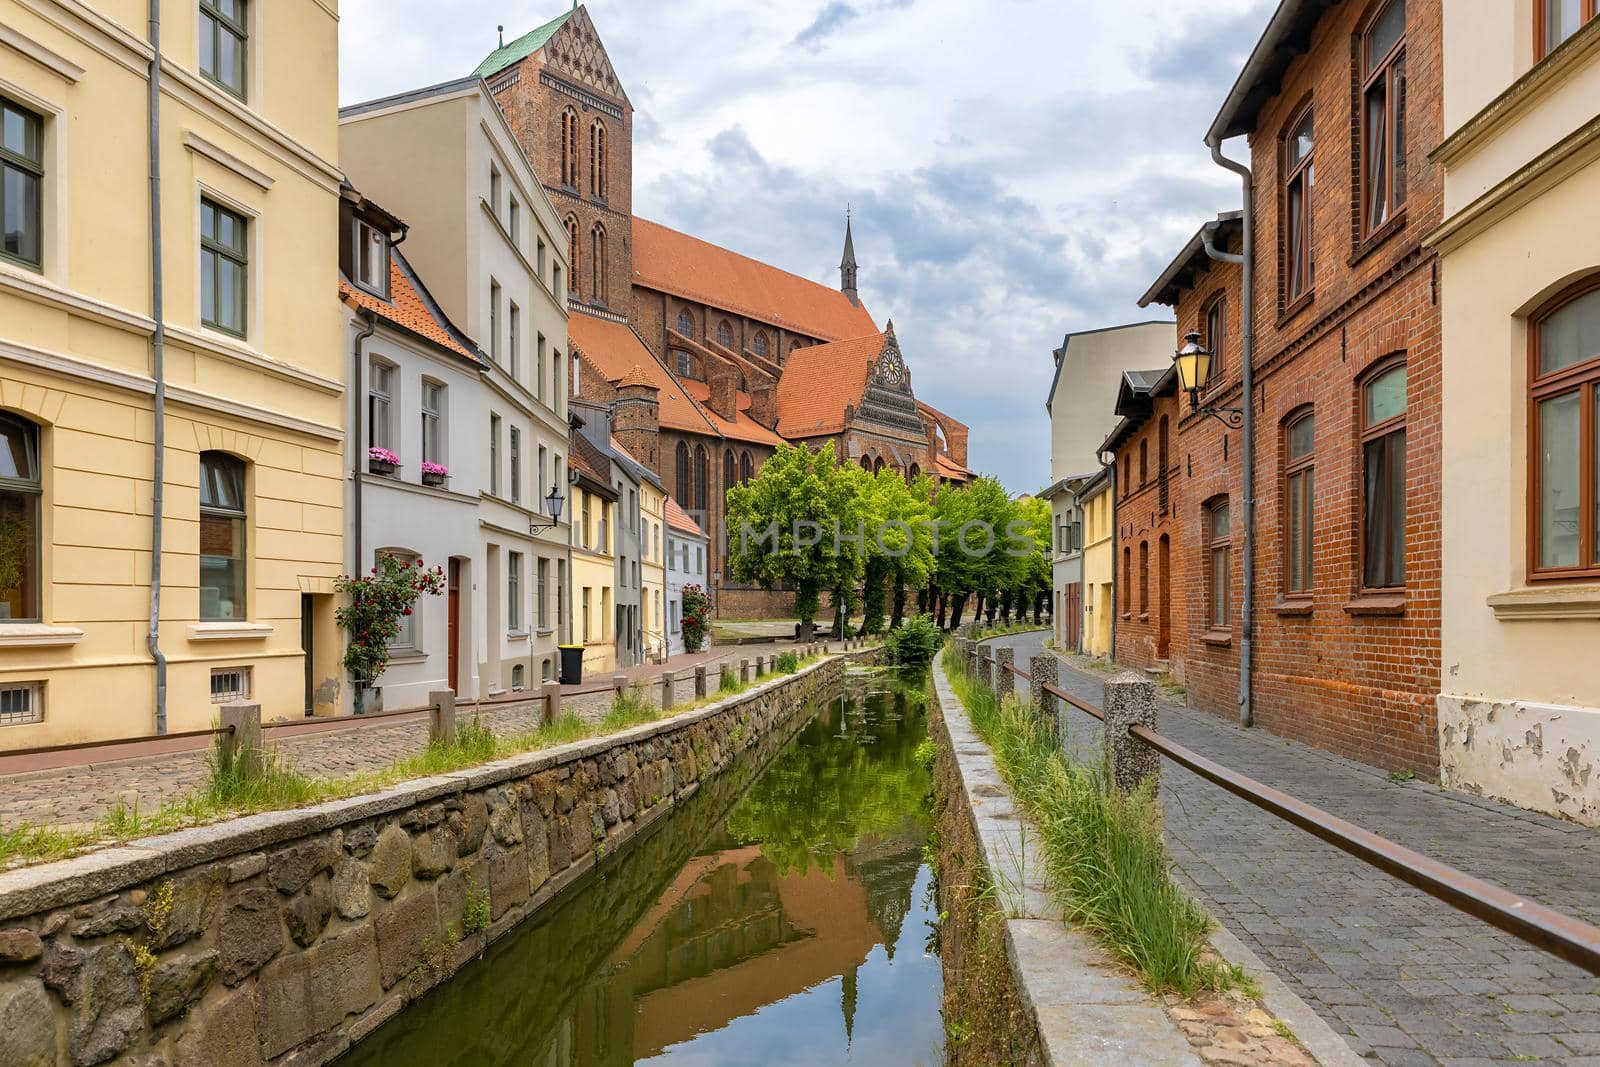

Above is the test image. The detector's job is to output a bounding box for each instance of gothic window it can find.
[724,451,736,495]
[675,442,690,502]
[591,222,607,304]
[753,333,770,358]
[676,309,693,337]
[674,350,693,378]
[740,451,753,485]
[589,119,607,199]
[908,463,920,481]
[860,456,872,471]
[694,445,709,513]
[716,320,732,347]
[1360,0,1407,236]
[560,108,579,188]
[564,216,580,295]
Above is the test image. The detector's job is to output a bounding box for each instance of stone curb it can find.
[930,649,1202,1067]
[0,653,853,922]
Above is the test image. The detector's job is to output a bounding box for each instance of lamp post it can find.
[530,486,565,533]
[1173,331,1244,429]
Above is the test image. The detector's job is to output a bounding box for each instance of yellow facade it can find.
[570,483,616,676]
[640,480,666,663]
[1080,480,1114,659]
[0,0,344,744]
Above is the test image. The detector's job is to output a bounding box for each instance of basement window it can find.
[210,666,252,704]
[0,682,43,726]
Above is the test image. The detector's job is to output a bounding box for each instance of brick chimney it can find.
[612,365,661,471]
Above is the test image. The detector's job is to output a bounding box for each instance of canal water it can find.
[341,674,944,1067]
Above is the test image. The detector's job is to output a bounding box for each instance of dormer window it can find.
[355,219,388,298]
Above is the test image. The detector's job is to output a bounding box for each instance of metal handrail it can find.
[968,644,1600,977]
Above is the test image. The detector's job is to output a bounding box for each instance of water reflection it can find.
[340,676,942,1067]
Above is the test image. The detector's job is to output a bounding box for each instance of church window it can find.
[675,350,692,378]
[724,450,736,494]
[560,108,579,188]
[676,309,693,337]
[753,333,770,358]
[740,451,753,484]
[564,216,580,295]
[694,445,709,513]
[591,222,607,304]
[717,321,732,347]
[675,442,690,501]
[590,119,607,199]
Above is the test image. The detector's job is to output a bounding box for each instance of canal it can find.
[340,672,944,1066]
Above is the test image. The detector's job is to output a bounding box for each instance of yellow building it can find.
[1079,469,1114,659]
[639,475,666,664]
[1431,5,1600,823]
[569,436,616,677]
[0,0,344,744]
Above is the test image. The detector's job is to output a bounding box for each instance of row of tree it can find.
[725,442,1050,636]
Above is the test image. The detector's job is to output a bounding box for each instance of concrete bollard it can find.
[427,690,457,747]
[720,663,735,691]
[612,674,627,703]
[220,701,263,777]
[740,658,751,684]
[1104,673,1159,795]
[660,670,676,712]
[1031,654,1060,743]
[996,647,1015,700]
[694,665,708,699]
[542,682,562,725]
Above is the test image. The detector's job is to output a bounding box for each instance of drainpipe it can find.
[1205,137,1255,730]
[146,0,168,733]
[350,309,377,585]
[1102,450,1118,662]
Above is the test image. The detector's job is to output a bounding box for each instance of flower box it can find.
[368,447,401,477]
[369,459,397,476]
[420,462,450,488]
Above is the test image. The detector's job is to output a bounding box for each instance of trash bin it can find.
[558,644,584,686]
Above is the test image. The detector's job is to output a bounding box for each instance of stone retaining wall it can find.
[0,655,853,1067]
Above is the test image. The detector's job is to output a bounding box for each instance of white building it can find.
[665,498,708,658]
[341,77,573,694]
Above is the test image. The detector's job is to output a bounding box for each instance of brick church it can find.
[475,4,971,615]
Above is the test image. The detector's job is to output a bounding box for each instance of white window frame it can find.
[354,218,388,297]
[209,666,252,704]
[0,682,44,726]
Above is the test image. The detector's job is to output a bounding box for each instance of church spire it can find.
[840,207,860,308]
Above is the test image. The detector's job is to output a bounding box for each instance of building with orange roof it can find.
[665,497,708,658]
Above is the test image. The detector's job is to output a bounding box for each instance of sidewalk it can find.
[987,630,1600,1067]
[0,638,813,831]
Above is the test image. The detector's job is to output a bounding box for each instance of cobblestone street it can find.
[988,630,1600,1067]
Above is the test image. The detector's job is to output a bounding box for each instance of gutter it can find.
[1205,137,1256,730]
[146,0,167,733]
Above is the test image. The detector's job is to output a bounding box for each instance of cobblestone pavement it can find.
[0,642,807,829]
[989,630,1600,1067]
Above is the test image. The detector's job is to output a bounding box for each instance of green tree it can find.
[858,469,935,634]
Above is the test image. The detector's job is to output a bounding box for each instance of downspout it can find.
[1205,137,1255,729]
[1102,451,1118,662]
[146,0,167,733]
[349,307,377,713]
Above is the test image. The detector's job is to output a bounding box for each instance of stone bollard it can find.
[740,658,751,685]
[612,674,627,703]
[220,701,263,777]
[660,670,676,712]
[720,663,735,691]
[1104,673,1159,795]
[694,665,708,699]
[996,647,1015,700]
[542,681,562,725]
[427,690,457,747]
[1031,654,1060,743]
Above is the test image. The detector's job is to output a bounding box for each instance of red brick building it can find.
[1135,0,1443,775]
[476,5,970,616]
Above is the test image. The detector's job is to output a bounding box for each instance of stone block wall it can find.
[0,657,847,1067]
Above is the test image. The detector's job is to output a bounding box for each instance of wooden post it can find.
[220,701,263,778]
[428,690,457,747]
[694,665,708,699]
[542,681,561,725]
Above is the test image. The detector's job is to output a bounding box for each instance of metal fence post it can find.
[220,701,262,777]
[1104,673,1159,795]
[996,647,1015,700]
[542,681,562,725]
[694,665,708,699]
[660,670,675,712]
[427,690,457,747]
[1031,654,1060,744]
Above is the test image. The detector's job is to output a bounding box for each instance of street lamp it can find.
[530,485,565,532]
[1173,331,1244,429]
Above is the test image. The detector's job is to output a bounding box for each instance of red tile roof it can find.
[664,496,705,538]
[633,217,878,343]
[340,254,483,364]
[773,332,885,439]
[936,452,970,481]
[680,380,785,447]
[568,314,715,436]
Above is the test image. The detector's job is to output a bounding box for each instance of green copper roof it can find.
[471,10,573,79]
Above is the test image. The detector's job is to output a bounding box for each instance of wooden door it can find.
[447,560,461,694]
[1064,583,1082,651]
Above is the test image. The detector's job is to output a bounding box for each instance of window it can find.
[1283,105,1315,303]
[598,500,610,553]
[1122,546,1132,615]
[199,0,247,99]
[564,217,579,294]
[368,361,393,452]
[536,237,547,281]
[1139,440,1148,486]
[741,451,753,485]
[1539,0,1597,59]
[1284,411,1315,595]
[538,445,548,512]
[1121,455,1130,496]
[489,164,501,214]
[538,557,549,629]
[509,302,521,377]
[509,426,521,503]
[677,310,693,337]
[489,280,501,363]
[201,198,247,336]
[591,223,607,303]
[1360,0,1407,237]
[0,414,41,622]
[694,446,709,513]
[581,492,592,550]
[582,587,591,642]
[560,108,579,188]
[383,550,419,648]
[509,197,520,245]
[2,98,44,269]
[1207,501,1232,630]
[489,414,501,497]
[0,682,42,726]
[1204,295,1227,381]
[511,664,525,691]
[508,552,523,632]
[421,381,444,468]
[553,265,563,300]
[537,334,547,401]
[209,667,251,704]
[675,351,693,378]
[1138,541,1149,615]
[354,219,387,296]
[199,452,247,621]
[717,321,733,347]
[724,450,737,495]
[1361,362,1408,589]
[754,333,770,358]
[556,559,566,627]
[590,119,607,198]
[675,442,691,501]
[1530,281,1600,578]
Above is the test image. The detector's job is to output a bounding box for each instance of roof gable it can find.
[541,6,625,102]
[472,11,572,79]
[773,332,885,438]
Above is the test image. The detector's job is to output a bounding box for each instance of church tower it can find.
[840,212,860,307]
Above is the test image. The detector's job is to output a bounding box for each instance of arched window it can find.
[1206,499,1231,631]
[694,445,709,513]
[675,442,691,502]
[753,333,770,358]
[676,309,693,337]
[1361,360,1407,590]
[564,216,580,295]
[0,414,42,622]
[1283,103,1315,302]
[589,119,607,199]
[860,456,872,470]
[1122,545,1132,616]
[199,451,247,621]
[1157,414,1170,512]
[1284,409,1315,594]
[724,450,736,494]
[1138,541,1149,615]
[908,462,920,481]
[716,321,732,347]
[591,222,607,304]
[740,451,753,485]
[1530,281,1600,577]
[873,457,885,475]
[560,108,579,188]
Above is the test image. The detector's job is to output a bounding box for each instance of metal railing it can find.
[972,646,1600,977]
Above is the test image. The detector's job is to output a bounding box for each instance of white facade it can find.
[666,521,709,659]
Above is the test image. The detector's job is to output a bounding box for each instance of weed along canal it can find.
[339,671,946,1066]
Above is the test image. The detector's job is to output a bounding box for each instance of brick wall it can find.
[1112,388,1185,676]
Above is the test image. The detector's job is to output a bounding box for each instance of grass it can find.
[943,646,1253,999]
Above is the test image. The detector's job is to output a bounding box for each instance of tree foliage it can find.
[336,555,446,684]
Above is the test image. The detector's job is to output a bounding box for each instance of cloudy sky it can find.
[340,0,1273,493]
